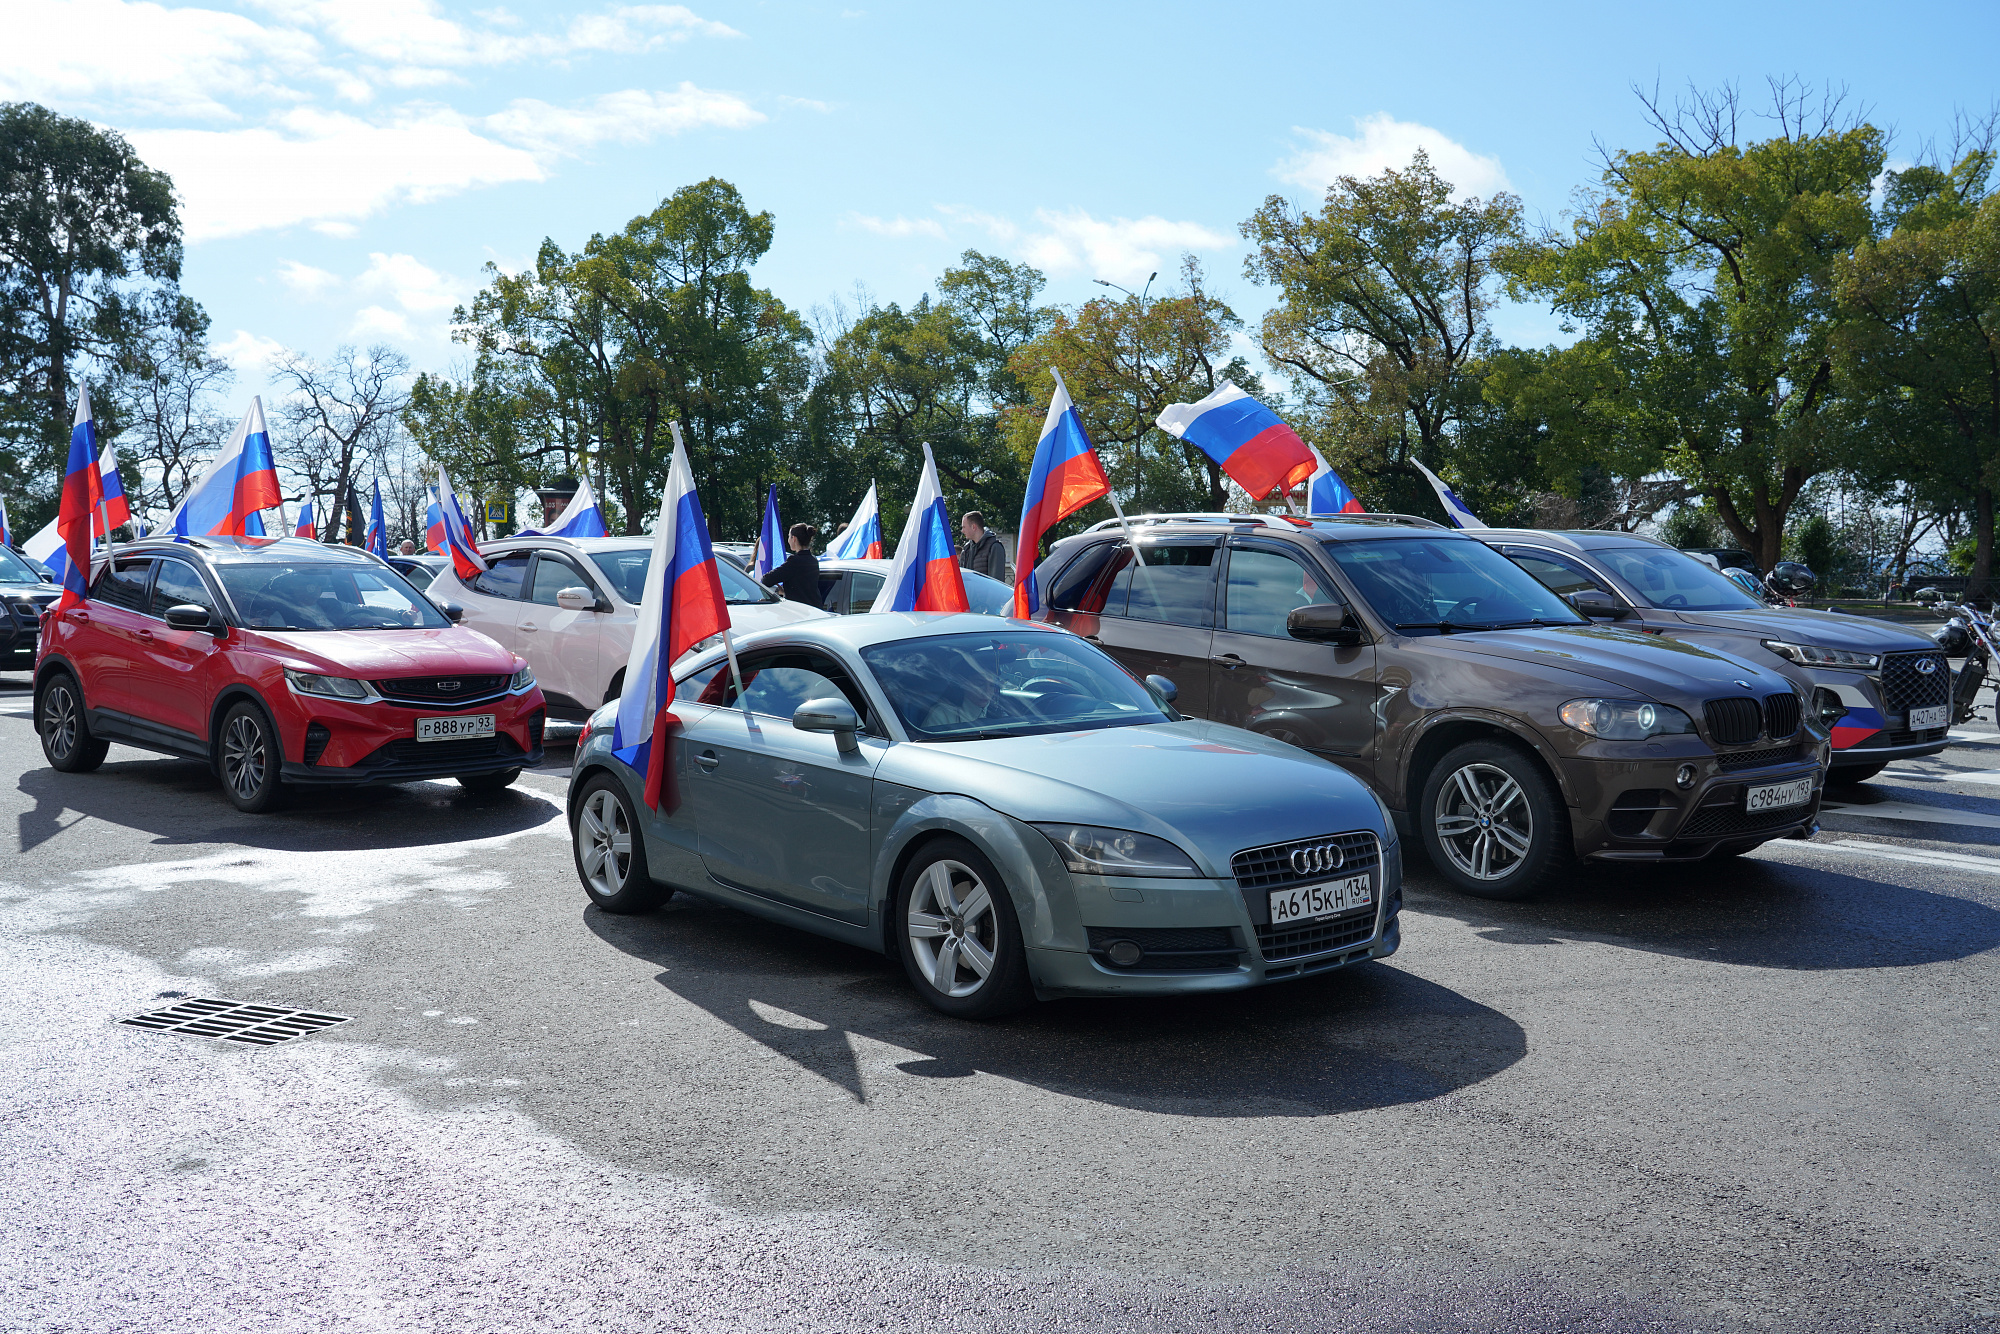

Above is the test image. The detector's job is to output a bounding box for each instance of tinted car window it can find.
[693,649,873,724]
[152,559,217,616]
[91,557,153,611]
[527,554,592,606]
[1593,546,1765,611]
[862,632,1169,741]
[1323,537,1586,632]
[848,571,885,613]
[962,570,1014,616]
[1045,541,1131,614]
[1224,547,1331,637]
[1504,549,1610,598]
[588,549,778,606]
[471,551,531,600]
[1112,544,1217,627]
[217,563,451,631]
[0,546,44,585]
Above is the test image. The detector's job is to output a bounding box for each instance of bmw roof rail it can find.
[1080,510,1448,534]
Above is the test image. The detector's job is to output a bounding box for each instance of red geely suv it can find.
[34,536,546,812]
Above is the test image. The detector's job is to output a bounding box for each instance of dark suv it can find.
[1033,517,1829,899]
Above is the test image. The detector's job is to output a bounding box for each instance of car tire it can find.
[1829,762,1885,785]
[457,767,522,793]
[572,773,670,913]
[38,671,109,773]
[217,701,286,813]
[1419,740,1569,901]
[895,837,1033,1020]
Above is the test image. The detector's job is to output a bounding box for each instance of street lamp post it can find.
[1094,271,1156,508]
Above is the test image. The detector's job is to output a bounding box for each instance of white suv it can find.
[433,535,829,720]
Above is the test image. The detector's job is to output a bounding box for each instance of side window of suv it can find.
[91,557,154,611]
[471,551,531,600]
[527,553,593,606]
[152,559,218,617]
[1223,546,1329,637]
[1111,542,1218,627]
[1503,548,1610,598]
[1045,540,1132,615]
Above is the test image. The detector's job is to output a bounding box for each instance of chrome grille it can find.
[1231,831,1380,891]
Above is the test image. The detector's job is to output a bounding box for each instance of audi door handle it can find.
[1211,653,1246,668]
[695,751,721,770]
[520,621,538,632]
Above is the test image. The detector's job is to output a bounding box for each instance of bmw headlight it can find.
[1762,638,1879,670]
[1032,824,1203,877]
[510,663,535,690]
[1558,698,1698,740]
[284,668,370,700]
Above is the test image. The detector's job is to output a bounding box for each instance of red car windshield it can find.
[217,562,451,631]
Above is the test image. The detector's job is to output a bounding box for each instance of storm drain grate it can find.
[118,997,351,1046]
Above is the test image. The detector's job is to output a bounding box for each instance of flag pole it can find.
[670,420,745,701]
[1053,367,1145,568]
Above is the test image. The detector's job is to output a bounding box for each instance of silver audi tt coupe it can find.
[567,613,1402,1018]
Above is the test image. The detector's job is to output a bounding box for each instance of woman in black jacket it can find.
[765,523,822,605]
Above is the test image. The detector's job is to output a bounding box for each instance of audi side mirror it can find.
[793,696,861,753]
[555,587,599,612]
[1287,602,1367,646]
[1567,589,1626,619]
[163,603,224,635]
[434,600,465,624]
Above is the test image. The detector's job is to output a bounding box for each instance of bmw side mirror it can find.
[555,587,599,612]
[1144,674,1178,703]
[435,600,465,624]
[163,603,224,635]
[793,696,861,753]
[1287,602,1368,646]
[1567,589,1627,619]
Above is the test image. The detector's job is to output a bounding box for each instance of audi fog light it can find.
[1105,939,1144,967]
[1559,699,1698,740]
[1033,824,1202,877]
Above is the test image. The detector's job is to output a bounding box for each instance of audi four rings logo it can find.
[1290,843,1346,876]
[1915,658,1937,674]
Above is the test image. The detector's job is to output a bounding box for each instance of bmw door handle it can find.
[1211,653,1246,669]
[695,750,721,770]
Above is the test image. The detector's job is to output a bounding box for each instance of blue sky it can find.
[8,0,1998,407]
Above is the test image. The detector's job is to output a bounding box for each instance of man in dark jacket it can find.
[958,512,1007,581]
[765,522,823,605]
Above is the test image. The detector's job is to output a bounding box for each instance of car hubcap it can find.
[43,685,76,759]
[1434,762,1532,881]
[578,789,632,896]
[223,716,266,800]
[906,860,997,998]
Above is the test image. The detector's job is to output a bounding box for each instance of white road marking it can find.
[1782,838,2000,876]
[1949,729,2000,743]
[1880,767,2000,785]
[1818,797,2000,829]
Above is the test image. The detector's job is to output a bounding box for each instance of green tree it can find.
[1503,83,1883,569]
[0,101,192,524]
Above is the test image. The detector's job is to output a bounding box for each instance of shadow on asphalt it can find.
[1404,846,2000,970]
[585,898,1524,1117]
[15,754,560,853]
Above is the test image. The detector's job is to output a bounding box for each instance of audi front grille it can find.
[1231,831,1381,892]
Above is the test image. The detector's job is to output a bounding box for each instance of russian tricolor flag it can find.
[0,494,11,549]
[752,484,782,580]
[519,473,610,540]
[827,481,884,561]
[365,478,388,557]
[423,488,443,552]
[1155,383,1315,501]
[1305,445,1365,515]
[97,439,132,536]
[50,387,105,610]
[612,433,731,810]
[294,499,318,542]
[436,466,488,581]
[168,397,282,537]
[1411,459,1485,529]
[1015,373,1109,617]
[876,445,968,614]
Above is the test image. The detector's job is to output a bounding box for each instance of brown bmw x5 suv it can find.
[1032,517,1830,899]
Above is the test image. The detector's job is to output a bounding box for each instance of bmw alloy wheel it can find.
[906,859,997,998]
[222,713,267,802]
[577,788,632,896]
[43,681,78,761]
[1433,762,1533,881]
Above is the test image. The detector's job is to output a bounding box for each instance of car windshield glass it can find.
[1593,546,1766,611]
[862,632,1170,741]
[962,570,1015,616]
[0,546,44,584]
[1322,537,1587,633]
[216,562,451,631]
[588,548,776,605]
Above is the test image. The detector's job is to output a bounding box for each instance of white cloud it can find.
[276,259,341,297]
[350,304,413,340]
[566,5,743,50]
[210,329,287,372]
[940,206,1231,284]
[1277,113,1511,200]
[129,105,545,241]
[780,95,833,114]
[848,213,946,240]
[355,252,465,316]
[484,84,764,156]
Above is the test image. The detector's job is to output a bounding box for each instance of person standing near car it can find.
[766,523,822,605]
[958,512,1006,581]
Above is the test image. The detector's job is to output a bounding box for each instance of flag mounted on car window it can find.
[1155,383,1315,502]
[1305,445,1365,515]
[51,386,105,611]
[752,483,782,580]
[1015,373,1110,618]
[876,444,968,614]
[518,473,610,540]
[612,433,730,810]
[365,478,388,557]
[827,481,883,560]
[293,498,317,542]
[436,466,488,581]
[168,396,281,537]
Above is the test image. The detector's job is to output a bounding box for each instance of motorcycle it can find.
[1931,600,1996,723]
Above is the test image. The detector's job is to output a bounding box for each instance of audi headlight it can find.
[284,668,370,700]
[1032,824,1202,877]
[1762,638,1878,670]
[510,663,535,691]
[1558,698,1698,740]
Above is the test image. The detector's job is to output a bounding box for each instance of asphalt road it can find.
[1,675,1995,1333]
